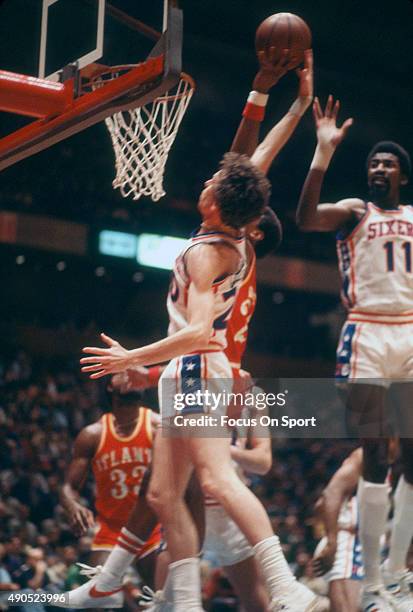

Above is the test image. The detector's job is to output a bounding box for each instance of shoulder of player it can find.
[74,421,103,456]
[336,198,366,217]
[186,241,239,277]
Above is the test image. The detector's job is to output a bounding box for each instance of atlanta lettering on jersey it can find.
[367,219,413,239]
[94,446,152,472]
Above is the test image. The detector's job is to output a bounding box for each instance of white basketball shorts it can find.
[159,351,233,419]
[335,320,413,385]
[203,504,253,567]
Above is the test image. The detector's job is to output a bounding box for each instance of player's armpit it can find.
[298,198,363,232]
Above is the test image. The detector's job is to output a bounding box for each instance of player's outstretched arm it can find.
[250,49,313,175]
[81,244,234,378]
[312,448,362,576]
[60,426,97,535]
[296,95,358,232]
[231,48,297,157]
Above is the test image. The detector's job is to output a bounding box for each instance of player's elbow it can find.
[255,454,272,475]
[296,212,316,232]
[189,322,211,348]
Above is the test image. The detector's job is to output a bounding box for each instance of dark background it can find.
[0,0,412,367]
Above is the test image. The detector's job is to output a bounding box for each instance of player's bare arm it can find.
[60,425,99,535]
[312,448,362,576]
[80,242,239,378]
[296,95,362,232]
[251,49,313,175]
[230,435,272,475]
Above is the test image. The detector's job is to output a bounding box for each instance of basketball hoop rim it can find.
[86,65,195,101]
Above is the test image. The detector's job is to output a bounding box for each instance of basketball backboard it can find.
[39,0,106,81]
[0,0,192,202]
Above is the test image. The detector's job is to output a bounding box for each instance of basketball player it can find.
[64,76,323,612]
[296,96,413,612]
[60,374,161,587]
[312,448,364,612]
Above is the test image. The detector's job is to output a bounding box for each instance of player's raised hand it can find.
[296,49,313,101]
[313,95,353,149]
[80,333,132,379]
[253,47,297,93]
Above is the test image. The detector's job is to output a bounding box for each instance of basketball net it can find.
[103,73,194,202]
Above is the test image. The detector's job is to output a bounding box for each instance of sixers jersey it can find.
[167,229,247,350]
[337,202,413,322]
[225,244,257,369]
[92,410,153,526]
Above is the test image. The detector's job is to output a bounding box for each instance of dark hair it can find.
[105,381,143,409]
[367,141,411,180]
[215,152,270,229]
[254,207,283,259]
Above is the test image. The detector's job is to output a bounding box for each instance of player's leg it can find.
[223,557,268,612]
[188,435,320,610]
[146,434,203,612]
[345,383,394,610]
[381,383,413,608]
[203,503,268,611]
[329,579,360,612]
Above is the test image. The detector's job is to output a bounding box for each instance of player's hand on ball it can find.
[312,539,337,576]
[313,95,353,149]
[81,333,132,379]
[253,47,297,93]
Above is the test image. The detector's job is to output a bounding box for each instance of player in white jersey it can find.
[65,69,322,612]
[312,448,364,612]
[296,96,413,612]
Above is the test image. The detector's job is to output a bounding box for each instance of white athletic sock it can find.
[253,535,295,599]
[388,475,413,573]
[169,558,202,611]
[357,477,390,588]
[98,528,145,587]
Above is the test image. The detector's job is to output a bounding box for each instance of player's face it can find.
[198,171,220,217]
[367,153,403,200]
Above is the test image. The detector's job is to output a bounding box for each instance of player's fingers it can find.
[101,332,117,346]
[268,45,279,64]
[80,356,105,364]
[82,347,108,355]
[89,370,108,379]
[325,94,333,117]
[81,364,105,373]
[313,97,322,121]
[332,99,340,121]
[304,48,313,72]
[341,117,354,133]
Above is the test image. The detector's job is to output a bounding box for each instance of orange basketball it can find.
[255,13,312,70]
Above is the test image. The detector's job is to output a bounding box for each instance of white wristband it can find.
[247,90,269,107]
[289,96,313,117]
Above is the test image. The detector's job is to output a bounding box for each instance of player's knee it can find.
[199,472,233,504]
[146,485,173,517]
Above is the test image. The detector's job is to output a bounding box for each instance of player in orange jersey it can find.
[60,374,161,589]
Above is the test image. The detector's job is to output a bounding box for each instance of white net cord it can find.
[105,76,194,202]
